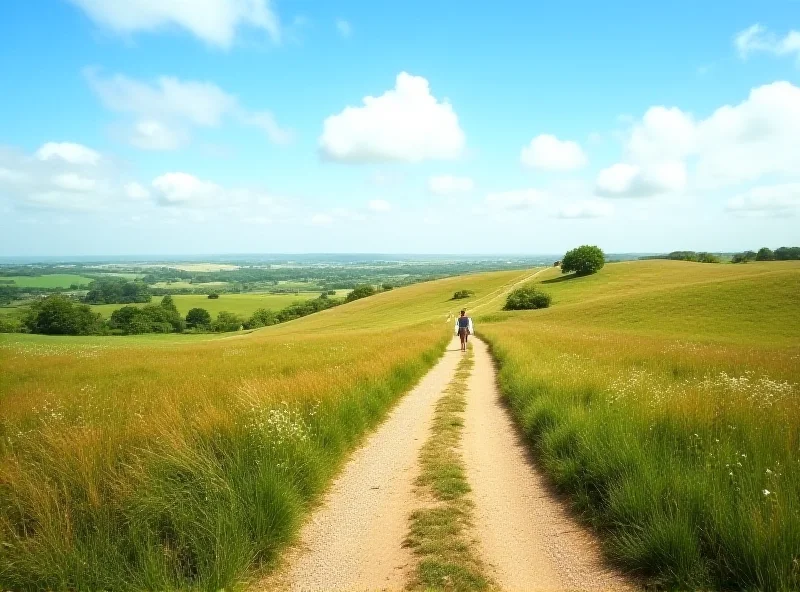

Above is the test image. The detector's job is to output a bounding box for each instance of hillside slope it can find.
[479,260,800,590]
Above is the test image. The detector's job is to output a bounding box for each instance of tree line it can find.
[1,284,380,336]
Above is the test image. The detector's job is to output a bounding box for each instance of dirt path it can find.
[462,338,636,591]
[259,338,463,592]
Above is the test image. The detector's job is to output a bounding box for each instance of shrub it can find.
[212,311,244,332]
[756,247,775,261]
[0,316,24,333]
[698,252,721,264]
[246,308,277,329]
[23,295,104,335]
[345,285,376,303]
[452,290,475,300]
[562,245,605,276]
[504,286,552,310]
[186,307,212,330]
[208,293,220,299]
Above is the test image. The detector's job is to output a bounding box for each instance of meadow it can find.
[479,261,800,590]
[0,274,94,288]
[0,269,528,591]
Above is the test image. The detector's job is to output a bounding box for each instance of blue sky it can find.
[1,0,799,256]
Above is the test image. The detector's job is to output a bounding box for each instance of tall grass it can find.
[0,269,531,590]
[480,262,800,590]
[0,327,448,590]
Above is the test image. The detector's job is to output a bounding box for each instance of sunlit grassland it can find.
[479,261,800,590]
[0,269,529,591]
[0,274,94,288]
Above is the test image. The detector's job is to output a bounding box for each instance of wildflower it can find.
[763,489,771,496]
[766,468,773,475]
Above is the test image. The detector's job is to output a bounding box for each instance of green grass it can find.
[0,274,94,288]
[479,260,800,590]
[0,269,530,591]
[87,293,327,319]
[405,348,491,591]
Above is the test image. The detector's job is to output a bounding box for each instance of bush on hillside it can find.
[732,251,757,264]
[245,308,277,329]
[212,311,244,332]
[0,316,24,333]
[562,245,605,276]
[83,279,151,305]
[756,247,775,261]
[452,289,475,300]
[109,304,184,335]
[23,295,104,335]
[345,285,376,303]
[208,293,220,299]
[504,286,552,310]
[185,307,212,330]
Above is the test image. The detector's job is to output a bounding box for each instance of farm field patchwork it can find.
[478,261,800,590]
[0,269,528,591]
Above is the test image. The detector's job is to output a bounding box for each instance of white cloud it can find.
[596,162,687,198]
[86,69,291,148]
[125,182,150,200]
[598,81,800,195]
[319,72,465,163]
[367,199,391,212]
[52,173,98,192]
[428,175,475,196]
[0,143,128,211]
[129,119,186,150]
[66,0,281,48]
[735,24,800,62]
[36,142,101,165]
[726,183,800,216]
[520,134,587,171]
[151,172,224,206]
[485,189,546,211]
[557,199,613,219]
[335,18,352,38]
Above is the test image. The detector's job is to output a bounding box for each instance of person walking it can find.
[454,309,474,352]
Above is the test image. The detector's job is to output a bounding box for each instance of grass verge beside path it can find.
[479,261,800,591]
[405,348,493,591]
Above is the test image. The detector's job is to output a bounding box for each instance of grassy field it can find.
[0,269,529,591]
[87,293,332,319]
[479,261,800,590]
[150,281,228,289]
[0,274,94,288]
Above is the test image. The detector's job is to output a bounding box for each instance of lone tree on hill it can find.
[756,247,775,261]
[185,307,212,330]
[345,285,376,303]
[562,245,605,276]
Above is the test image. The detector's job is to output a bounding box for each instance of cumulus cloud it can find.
[0,143,130,211]
[319,72,465,163]
[125,182,150,200]
[36,142,101,166]
[66,0,281,48]
[335,18,352,38]
[367,199,391,212]
[726,183,800,216]
[428,175,474,196]
[735,24,800,62]
[485,189,546,211]
[596,162,687,198]
[520,134,587,171]
[556,199,613,219]
[86,69,292,148]
[597,81,800,196]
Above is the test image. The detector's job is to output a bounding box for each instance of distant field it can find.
[479,260,800,590]
[0,274,94,288]
[150,281,229,289]
[87,292,326,318]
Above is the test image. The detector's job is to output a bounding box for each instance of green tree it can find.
[24,295,103,335]
[775,246,800,260]
[212,311,244,332]
[208,292,220,300]
[452,290,475,300]
[345,285,376,302]
[698,252,721,264]
[562,245,605,276]
[245,308,277,329]
[756,247,775,261]
[160,294,178,312]
[504,286,552,310]
[186,307,212,330]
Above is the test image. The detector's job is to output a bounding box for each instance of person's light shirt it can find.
[454,317,474,334]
